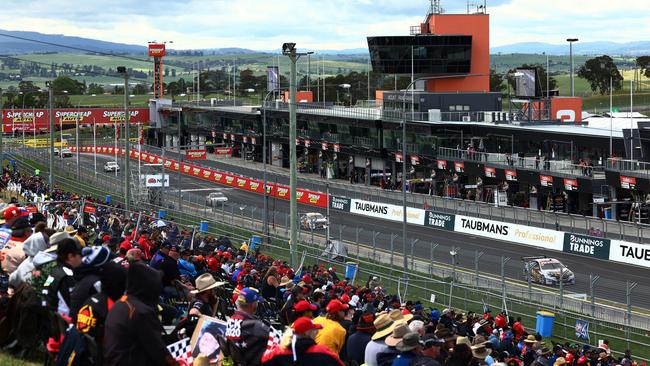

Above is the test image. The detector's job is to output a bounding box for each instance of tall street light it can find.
[282,42,311,268]
[567,38,579,97]
[45,84,67,188]
[118,66,131,211]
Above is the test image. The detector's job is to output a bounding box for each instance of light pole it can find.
[282,42,311,268]
[262,89,276,244]
[306,52,314,92]
[118,66,131,211]
[46,82,54,188]
[19,89,44,156]
[567,38,579,97]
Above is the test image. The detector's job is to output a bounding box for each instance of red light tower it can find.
[148,41,170,99]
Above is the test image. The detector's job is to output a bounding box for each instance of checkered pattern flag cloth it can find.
[167,337,193,365]
[263,325,284,357]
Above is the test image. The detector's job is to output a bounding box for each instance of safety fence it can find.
[7,146,650,362]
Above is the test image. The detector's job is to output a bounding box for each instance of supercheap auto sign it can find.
[2,108,149,132]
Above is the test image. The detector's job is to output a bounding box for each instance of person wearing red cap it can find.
[262,317,344,366]
[313,299,349,355]
[293,300,318,321]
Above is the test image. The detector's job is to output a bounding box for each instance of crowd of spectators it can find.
[0,167,639,366]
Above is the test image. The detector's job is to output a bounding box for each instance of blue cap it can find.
[237,287,263,304]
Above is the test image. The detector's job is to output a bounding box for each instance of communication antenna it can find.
[430,0,443,14]
[467,0,487,14]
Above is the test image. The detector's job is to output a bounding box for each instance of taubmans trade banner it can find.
[2,108,150,133]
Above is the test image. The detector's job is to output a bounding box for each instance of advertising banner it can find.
[484,166,496,178]
[437,160,447,170]
[321,142,328,151]
[505,169,517,181]
[142,174,170,187]
[214,147,232,156]
[540,175,553,187]
[424,211,455,231]
[148,43,166,57]
[267,66,280,92]
[330,196,352,212]
[2,108,150,133]
[562,233,610,259]
[395,153,403,163]
[296,190,327,207]
[454,215,563,250]
[608,240,650,268]
[186,149,207,161]
[620,176,637,189]
[564,178,578,191]
[454,162,465,173]
[410,155,420,166]
[348,199,425,225]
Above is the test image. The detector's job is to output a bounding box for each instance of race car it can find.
[300,212,328,230]
[522,256,575,285]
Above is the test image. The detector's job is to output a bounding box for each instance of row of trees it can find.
[490,55,650,96]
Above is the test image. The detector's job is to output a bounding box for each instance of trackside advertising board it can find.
[2,108,150,133]
[329,196,649,265]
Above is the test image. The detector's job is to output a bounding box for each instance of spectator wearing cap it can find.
[0,205,22,247]
[412,334,445,366]
[226,287,270,366]
[150,242,170,269]
[365,313,397,366]
[347,312,376,365]
[262,317,344,366]
[136,230,154,260]
[160,245,191,299]
[178,249,198,280]
[189,273,226,317]
[42,238,82,317]
[293,300,318,321]
[534,347,553,366]
[549,345,565,366]
[280,285,306,327]
[104,262,176,366]
[313,299,349,355]
[392,332,422,366]
[69,245,113,320]
[512,317,525,341]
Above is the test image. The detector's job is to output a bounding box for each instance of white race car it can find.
[523,256,575,285]
[300,212,328,230]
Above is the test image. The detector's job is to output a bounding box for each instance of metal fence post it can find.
[251,207,256,229]
[429,243,438,276]
[474,251,484,288]
[338,225,344,243]
[449,247,459,308]
[501,256,510,312]
[355,227,362,258]
[559,268,564,311]
[372,231,379,262]
[626,281,638,349]
[590,274,599,318]
[410,238,418,271]
[390,234,397,268]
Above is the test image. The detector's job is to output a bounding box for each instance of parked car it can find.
[206,192,228,206]
[522,256,575,285]
[300,212,328,230]
[103,161,120,172]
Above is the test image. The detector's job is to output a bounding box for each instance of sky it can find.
[1,0,650,50]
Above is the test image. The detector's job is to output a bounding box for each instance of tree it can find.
[52,76,83,94]
[489,69,506,93]
[87,83,105,95]
[506,64,557,94]
[636,56,650,78]
[132,84,147,95]
[577,55,623,95]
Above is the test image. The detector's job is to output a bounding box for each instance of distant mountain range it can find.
[491,41,650,56]
[2,28,650,57]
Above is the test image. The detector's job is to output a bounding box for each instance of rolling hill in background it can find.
[491,41,650,56]
[0,29,148,54]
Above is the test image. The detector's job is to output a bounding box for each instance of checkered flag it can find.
[167,337,193,365]
[264,325,284,356]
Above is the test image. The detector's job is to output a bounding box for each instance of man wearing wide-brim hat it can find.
[392,332,422,366]
[365,313,396,366]
[535,346,553,366]
[471,343,492,360]
[188,273,226,317]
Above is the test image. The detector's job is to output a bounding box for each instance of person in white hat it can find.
[189,273,226,317]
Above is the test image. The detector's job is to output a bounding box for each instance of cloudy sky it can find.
[1,0,649,50]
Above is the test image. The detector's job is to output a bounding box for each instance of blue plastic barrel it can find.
[535,311,555,337]
[604,207,612,220]
[105,195,111,204]
[158,209,166,219]
[249,235,262,251]
[345,262,358,280]
[199,221,209,232]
